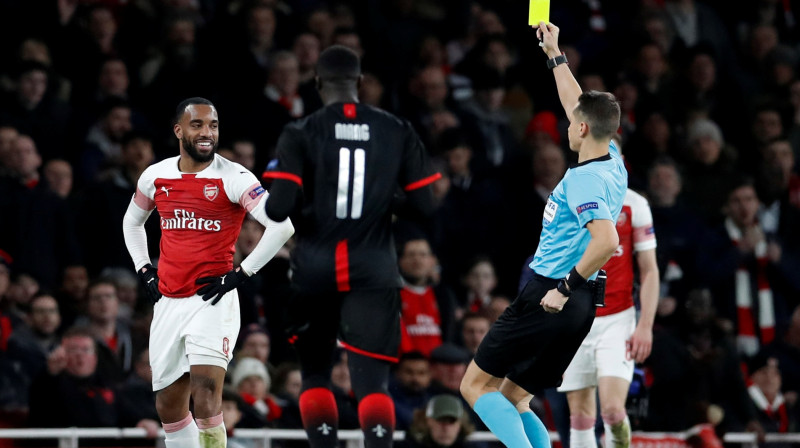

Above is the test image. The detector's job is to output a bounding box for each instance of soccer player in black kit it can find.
[263,45,440,448]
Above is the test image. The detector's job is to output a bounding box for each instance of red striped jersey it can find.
[597,189,657,316]
[134,155,267,297]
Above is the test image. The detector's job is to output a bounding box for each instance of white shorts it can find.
[558,306,636,392]
[149,290,241,391]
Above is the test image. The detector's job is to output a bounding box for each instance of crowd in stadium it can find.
[1,0,800,445]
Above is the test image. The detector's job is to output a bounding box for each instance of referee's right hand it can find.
[541,288,568,313]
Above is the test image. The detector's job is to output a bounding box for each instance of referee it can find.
[459,22,627,448]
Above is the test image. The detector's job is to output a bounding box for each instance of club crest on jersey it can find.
[204,184,219,201]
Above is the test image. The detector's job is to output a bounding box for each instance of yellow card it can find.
[529,0,550,26]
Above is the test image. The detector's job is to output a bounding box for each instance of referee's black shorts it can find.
[287,287,401,363]
[473,273,596,392]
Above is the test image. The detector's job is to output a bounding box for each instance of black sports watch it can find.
[547,54,569,69]
[556,279,571,297]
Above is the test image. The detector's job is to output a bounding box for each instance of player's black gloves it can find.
[138,264,162,304]
[196,268,249,305]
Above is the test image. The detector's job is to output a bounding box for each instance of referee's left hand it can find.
[541,288,568,313]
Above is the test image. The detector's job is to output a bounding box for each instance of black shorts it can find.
[287,287,401,362]
[473,273,596,392]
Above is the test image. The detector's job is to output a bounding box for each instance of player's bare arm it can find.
[541,219,618,313]
[537,21,582,122]
[629,248,659,362]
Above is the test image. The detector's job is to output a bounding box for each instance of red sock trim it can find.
[300,387,339,428]
[196,412,223,430]
[163,413,194,433]
[358,393,395,431]
[570,415,596,431]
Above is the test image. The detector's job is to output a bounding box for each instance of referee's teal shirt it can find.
[530,140,627,280]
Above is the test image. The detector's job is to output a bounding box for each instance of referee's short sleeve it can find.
[565,172,613,228]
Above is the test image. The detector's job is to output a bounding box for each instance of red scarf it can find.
[726,219,775,357]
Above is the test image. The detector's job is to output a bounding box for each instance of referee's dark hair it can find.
[174,97,215,124]
[574,90,621,140]
[316,44,361,83]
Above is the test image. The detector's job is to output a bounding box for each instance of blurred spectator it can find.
[80,97,133,182]
[0,61,70,160]
[74,279,136,382]
[699,180,796,358]
[398,238,458,355]
[427,343,470,396]
[462,257,497,314]
[221,387,258,448]
[4,273,39,322]
[273,362,302,401]
[7,293,61,379]
[761,307,800,395]
[485,296,510,324]
[460,67,518,172]
[332,27,364,58]
[743,106,786,171]
[116,349,158,426]
[0,126,19,172]
[27,326,158,434]
[236,323,271,368]
[403,66,455,150]
[231,139,257,173]
[434,131,506,287]
[227,3,277,96]
[293,32,320,84]
[626,111,676,186]
[390,352,433,431]
[647,157,704,323]
[232,357,282,425]
[459,313,490,355]
[756,138,800,244]
[42,159,73,200]
[662,0,735,70]
[0,135,80,290]
[746,353,795,434]
[359,73,386,108]
[403,394,474,448]
[56,265,89,329]
[100,267,139,326]
[631,41,675,116]
[330,348,359,429]
[78,131,160,275]
[682,118,739,224]
[6,134,40,188]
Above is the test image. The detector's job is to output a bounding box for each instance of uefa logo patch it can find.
[204,184,219,201]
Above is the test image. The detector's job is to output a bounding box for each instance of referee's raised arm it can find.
[537,21,582,122]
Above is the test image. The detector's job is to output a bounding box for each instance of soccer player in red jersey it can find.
[122,97,294,448]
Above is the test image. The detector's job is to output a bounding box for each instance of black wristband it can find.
[547,54,568,69]
[556,279,571,297]
[565,267,587,290]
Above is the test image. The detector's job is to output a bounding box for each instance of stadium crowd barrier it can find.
[0,427,793,448]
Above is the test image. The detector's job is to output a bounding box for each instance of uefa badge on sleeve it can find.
[204,184,219,201]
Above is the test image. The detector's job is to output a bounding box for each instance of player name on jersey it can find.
[335,123,370,141]
[160,209,222,231]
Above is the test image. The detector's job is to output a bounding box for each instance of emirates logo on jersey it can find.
[161,209,222,231]
[204,184,219,201]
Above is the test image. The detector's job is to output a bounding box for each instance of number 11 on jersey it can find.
[336,147,365,219]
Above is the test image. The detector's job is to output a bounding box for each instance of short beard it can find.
[182,135,217,163]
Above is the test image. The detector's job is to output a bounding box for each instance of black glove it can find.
[138,264,162,304]
[196,268,249,305]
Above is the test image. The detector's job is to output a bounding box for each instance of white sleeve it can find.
[240,203,295,276]
[122,199,154,271]
[630,191,657,252]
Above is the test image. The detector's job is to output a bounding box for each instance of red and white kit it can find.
[559,189,656,391]
[123,155,293,391]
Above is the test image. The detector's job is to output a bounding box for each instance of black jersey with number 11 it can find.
[263,102,440,294]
